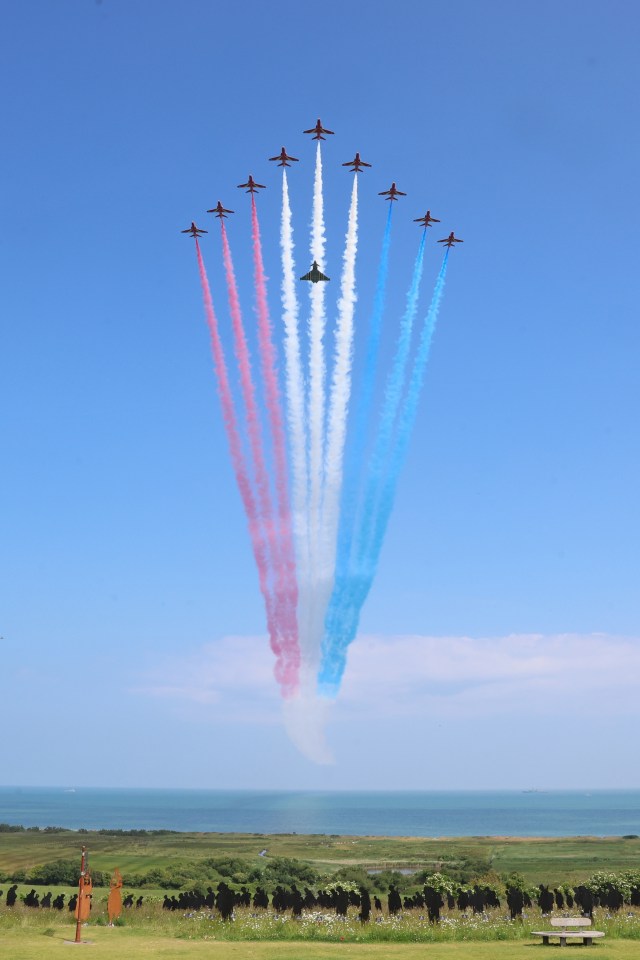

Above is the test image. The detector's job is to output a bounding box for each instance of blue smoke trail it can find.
[354,228,427,569]
[368,250,449,582]
[319,206,393,684]
[318,248,449,696]
[318,228,427,694]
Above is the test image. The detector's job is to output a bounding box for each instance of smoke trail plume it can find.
[280,170,311,672]
[251,195,300,692]
[218,224,296,693]
[304,141,328,678]
[356,229,427,564]
[370,250,450,563]
[320,205,393,690]
[318,249,449,695]
[219,221,274,548]
[282,691,334,765]
[312,175,359,652]
[194,241,294,694]
[318,230,428,696]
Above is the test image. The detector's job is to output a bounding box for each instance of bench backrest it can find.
[550,918,591,928]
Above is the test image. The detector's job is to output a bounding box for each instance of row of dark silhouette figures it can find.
[0,886,144,911]
[160,881,640,922]
[3,881,639,922]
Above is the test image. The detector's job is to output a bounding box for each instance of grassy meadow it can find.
[1,924,640,960]
[1,829,639,887]
[2,830,639,953]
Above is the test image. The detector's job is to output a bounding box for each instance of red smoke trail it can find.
[219,221,299,694]
[219,221,274,551]
[250,196,300,684]
[194,239,295,694]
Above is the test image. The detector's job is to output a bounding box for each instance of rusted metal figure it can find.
[74,846,92,942]
[107,868,123,925]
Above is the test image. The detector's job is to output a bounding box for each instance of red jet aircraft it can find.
[303,118,335,140]
[342,152,371,172]
[237,175,266,193]
[181,222,207,238]
[438,232,464,248]
[378,182,406,201]
[414,210,441,228]
[207,201,234,219]
[269,147,299,167]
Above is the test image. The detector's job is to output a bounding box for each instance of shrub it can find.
[261,858,320,887]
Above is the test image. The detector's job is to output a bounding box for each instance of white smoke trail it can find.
[280,171,311,668]
[282,692,334,765]
[320,175,358,595]
[304,141,328,679]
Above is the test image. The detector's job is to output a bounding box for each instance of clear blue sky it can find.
[1,0,638,790]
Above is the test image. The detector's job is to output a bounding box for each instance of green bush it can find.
[331,866,374,891]
[368,870,411,893]
[260,857,321,887]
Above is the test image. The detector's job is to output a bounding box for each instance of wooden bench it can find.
[531,917,605,946]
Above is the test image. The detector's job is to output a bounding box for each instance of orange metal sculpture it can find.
[74,846,92,941]
[107,868,123,924]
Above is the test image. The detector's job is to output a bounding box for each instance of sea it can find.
[0,788,639,837]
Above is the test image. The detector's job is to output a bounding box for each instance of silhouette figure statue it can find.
[23,889,40,908]
[388,885,402,915]
[359,888,372,923]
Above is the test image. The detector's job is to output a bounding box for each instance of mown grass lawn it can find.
[1,928,639,960]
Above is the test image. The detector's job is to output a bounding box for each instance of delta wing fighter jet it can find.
[300,260,330,283]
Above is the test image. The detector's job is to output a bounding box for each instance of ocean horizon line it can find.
[3,785,640,793]
[1,785,639,839]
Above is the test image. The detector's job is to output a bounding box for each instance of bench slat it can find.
[550,918,591,927]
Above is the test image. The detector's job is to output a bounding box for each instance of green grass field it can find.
[2,896,639,947]
[3,830,638,955]
[0,927,638,960]
[2,830,639,887]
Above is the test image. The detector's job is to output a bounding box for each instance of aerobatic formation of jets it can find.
[183,118,464,268]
